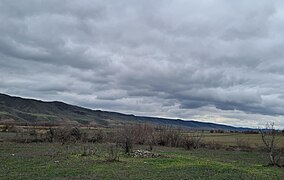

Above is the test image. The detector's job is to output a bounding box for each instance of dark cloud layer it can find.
[1,0,284,128]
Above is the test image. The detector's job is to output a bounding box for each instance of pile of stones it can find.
[131,150,161,158]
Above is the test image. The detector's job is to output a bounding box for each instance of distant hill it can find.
[0,93,255,131]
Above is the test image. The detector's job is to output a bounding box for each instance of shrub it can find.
[259,123,282,167]
[113,126,134,154]
[205,141,223,150]
[89,130,105,143]
[182,132,204,150]
[154,127,182,147]
[105,143,120,162]
[2,124,17,132]
[81,145,98,156]
[55,126,82,144]
[235,137,250,149]
[46,128,55,143]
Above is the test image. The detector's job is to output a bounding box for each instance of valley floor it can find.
[0,142,283,180]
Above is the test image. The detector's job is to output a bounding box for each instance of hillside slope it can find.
[0,93,253,131]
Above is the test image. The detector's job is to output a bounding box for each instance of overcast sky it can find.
[1,0,284,128]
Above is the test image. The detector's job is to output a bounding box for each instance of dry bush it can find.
[80,132,89,143]
[46,128,55,143]
[15,127,24,138]
[235,137,249,148]
[205,141,223,150]
[45,127,106,144]
[89,130,106,143]
[110,126,134,154]
[54,127,82,144]
[23,128,46,143]
[182,131,204,150]
[54,127,71,144]
[114,124,155,154]
[79,129,107,143]
[14,127,56,143]
[81,144,98,156]
[132,124,154,144]
[130,124,155,150]
[105,143,120,162]
[2,124,17,132]
[106,124,155,153]
[234,137,253,151]
[154,127,183,147]
[118,125,134,154]
[259,123,282,167]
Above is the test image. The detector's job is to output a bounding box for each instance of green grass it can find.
[198,133,284,148]
[0,142,283,180]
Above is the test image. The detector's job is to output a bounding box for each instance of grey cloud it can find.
[1,0,284,128]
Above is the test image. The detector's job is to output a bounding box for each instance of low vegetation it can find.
[259,123,283,167]
[0,123,284,179]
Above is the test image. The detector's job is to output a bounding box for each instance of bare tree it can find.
[115,124,155,154]
[105,143,120,162]
[46,128,55,143]
[55,126,82,145]
[115,125,134,154]
[155,127,183,147]
[131,124,155,150]
[259,123,281,166]
[182,131,204,150]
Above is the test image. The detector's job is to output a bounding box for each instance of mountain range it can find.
[0,93,255,131]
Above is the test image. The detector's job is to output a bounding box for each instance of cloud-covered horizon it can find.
[1,0,284,128]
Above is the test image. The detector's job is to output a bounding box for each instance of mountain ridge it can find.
[0,93,255,131]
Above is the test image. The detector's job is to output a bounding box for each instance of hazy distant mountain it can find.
[0,93,254,131]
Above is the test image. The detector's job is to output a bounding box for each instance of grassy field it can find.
[187,132,284,149]
[2,127,284,148]
[1,142,284,180]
